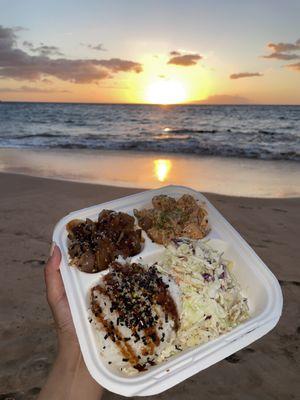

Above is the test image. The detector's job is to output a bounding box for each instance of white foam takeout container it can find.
[53,185,283,396]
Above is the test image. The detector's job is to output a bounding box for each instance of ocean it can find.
[0,102,299,161]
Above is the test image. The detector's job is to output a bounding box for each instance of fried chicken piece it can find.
[147,227,175,245]
[182,223,206,239]
[152,195,177,211]
[134,194,210,245]
[177,194,198,213]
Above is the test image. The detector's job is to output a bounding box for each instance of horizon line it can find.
[1,100,300,106]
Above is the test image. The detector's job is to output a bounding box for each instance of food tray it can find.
[52,185,283,396]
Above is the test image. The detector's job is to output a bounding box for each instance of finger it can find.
[44,244,63,305]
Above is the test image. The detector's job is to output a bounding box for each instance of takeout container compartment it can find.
[53,185,283,396]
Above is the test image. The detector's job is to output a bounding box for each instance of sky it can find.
[0,0,300,104]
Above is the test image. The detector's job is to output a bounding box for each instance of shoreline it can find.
[1,147,299,198]
[0,172,299,399]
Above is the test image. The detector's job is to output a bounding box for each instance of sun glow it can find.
[154,159,172,182]
[145,80,187,104]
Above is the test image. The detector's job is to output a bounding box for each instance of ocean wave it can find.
[1,137,298,160]
[6,133,68,139]
[1,103,299,161]
[163,128,218,134]
[55,142,300,160]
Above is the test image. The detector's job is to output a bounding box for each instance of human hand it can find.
[40,243,103,400]
[44,244,77,346]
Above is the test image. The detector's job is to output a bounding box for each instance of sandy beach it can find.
[0,171,299,399]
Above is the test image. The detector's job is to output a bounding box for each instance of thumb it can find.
[44,244,63,306]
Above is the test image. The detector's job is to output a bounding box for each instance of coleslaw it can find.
[156,238,249,361]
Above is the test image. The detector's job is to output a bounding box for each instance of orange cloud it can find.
[192,94,249,104]
[168,51,202,66]
[285,62,300,72]
[230,72,263,79]
[0,85,70,93]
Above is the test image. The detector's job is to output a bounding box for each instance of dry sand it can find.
[0,172,299,399]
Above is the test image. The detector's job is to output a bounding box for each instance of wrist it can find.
[57,331,80,352]
[56,347,103,399]
[56,340,81,367]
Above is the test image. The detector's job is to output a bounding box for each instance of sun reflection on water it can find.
[154,159,172,182]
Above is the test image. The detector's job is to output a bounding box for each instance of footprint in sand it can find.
[17,357,50,385]
[23,259,45,267]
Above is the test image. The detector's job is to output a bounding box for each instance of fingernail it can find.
[49,242,56,257]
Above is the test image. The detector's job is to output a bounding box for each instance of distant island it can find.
[190,95,249,105]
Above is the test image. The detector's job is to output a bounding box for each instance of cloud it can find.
[262,38,300,61]
[23,41,64,56]
[230,72,263,79]
[267,39,300,53]
[262,52,300,60]
[168,51,202,66]
[81,42,107,51]
[23,40,34,49]
[285,62,300,72]
[0,85,70,93]
[41,78,53,84]
[192,94,249,105]
[0,25,142,83]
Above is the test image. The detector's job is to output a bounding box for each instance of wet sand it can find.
[0,172,299,399]
[1,148,300,198]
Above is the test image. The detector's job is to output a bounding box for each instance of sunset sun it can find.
[145,80,188,104]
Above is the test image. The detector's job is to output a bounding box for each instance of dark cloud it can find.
[81,42,107,51]
[37,45,63,57]
[230,72,263,80]
[192,94,249,105]
[262,38,300,61]
[23,41,63,56]
[0,85,70,93]
[0,26,142,83]
[94,58,142,73]
[285,62,300,72]
[267,39,300,53]
[23,40,34,49]
[262,52,300,60]
[168,51,202,66]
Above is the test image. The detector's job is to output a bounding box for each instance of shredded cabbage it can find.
[156,238,249,360]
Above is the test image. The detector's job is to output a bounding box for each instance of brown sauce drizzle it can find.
[90,262,179,372]
[91,289,141,368]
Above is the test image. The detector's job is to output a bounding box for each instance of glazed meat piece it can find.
[67,210,143,273]
[134,194,209,245]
